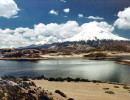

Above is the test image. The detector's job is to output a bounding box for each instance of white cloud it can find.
[114,6,130,29]
[78,14,84,18]
[0,28,31,48]
[0,21,80,48]
[0,20,126,48]
[63,8,70,13]
[33,21,80,39]
[12,16,19,18]
[0,0,20,18]
[60,0,66,3]
[49,10,58,15]
[87,16,104,20]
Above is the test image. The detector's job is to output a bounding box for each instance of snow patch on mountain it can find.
[35,35,62,45]
[65,22,128,42]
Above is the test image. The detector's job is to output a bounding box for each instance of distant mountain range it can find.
[34,22,128,46]
[18,24,129,50]
[18,40,130,51]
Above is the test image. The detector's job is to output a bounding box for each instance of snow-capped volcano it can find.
[35,22,128,45]
[66,22,128,42]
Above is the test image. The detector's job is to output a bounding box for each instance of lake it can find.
[0,59,130,83]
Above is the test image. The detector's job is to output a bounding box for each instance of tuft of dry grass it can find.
[123,85,130,89]
[114,86,119,88]
[55,90,67,98]
[68,98,74,100]
[105,91,115,94]
[103,88,109,90]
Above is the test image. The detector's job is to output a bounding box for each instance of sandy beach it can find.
[33,80,130,100]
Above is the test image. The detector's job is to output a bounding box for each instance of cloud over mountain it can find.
[0,0,20,18]
[0,21,80,48]
[114,6,130,29]
[0,21,127,48]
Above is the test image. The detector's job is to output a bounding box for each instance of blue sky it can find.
[0,0,130,48]
[1,0,129,27]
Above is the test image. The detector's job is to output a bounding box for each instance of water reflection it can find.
[0,59,130,83]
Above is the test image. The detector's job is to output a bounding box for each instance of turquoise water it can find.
[0,59,130,83]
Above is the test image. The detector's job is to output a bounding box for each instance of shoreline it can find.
[0,56,130,66]
[1,52,130,60]
[0,57,49,60]
[0,57,83,61]
[116,60,130,66]
[0,76,130,100]
[0,54,122,61]
[1,75,129,86]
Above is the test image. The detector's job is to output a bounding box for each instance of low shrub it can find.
[105,91,115,94]
[48,77,90,82]
[54,77,65,82]
[74,78,81,82]
[38,91,53,100]
[123,85,130,89]
[68,98,74,100]
[48,78,55,81]
[35,75,45,80]
[0,91,4,99]
[1,76,16,81]
[114,86,119,88]
[55,90,67,97]
[66,77,74,82]
[84,53,107,58]
[22,82,30,89]
[103,88,109,90]
[92,80,102,83]
[29,81,36,87]
[28,89,35,94]
[19,76,29,81]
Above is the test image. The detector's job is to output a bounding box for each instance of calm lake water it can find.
[0,59,130,83]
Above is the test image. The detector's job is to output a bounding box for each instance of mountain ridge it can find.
[34,22,129,46]
[18,40,130,50]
